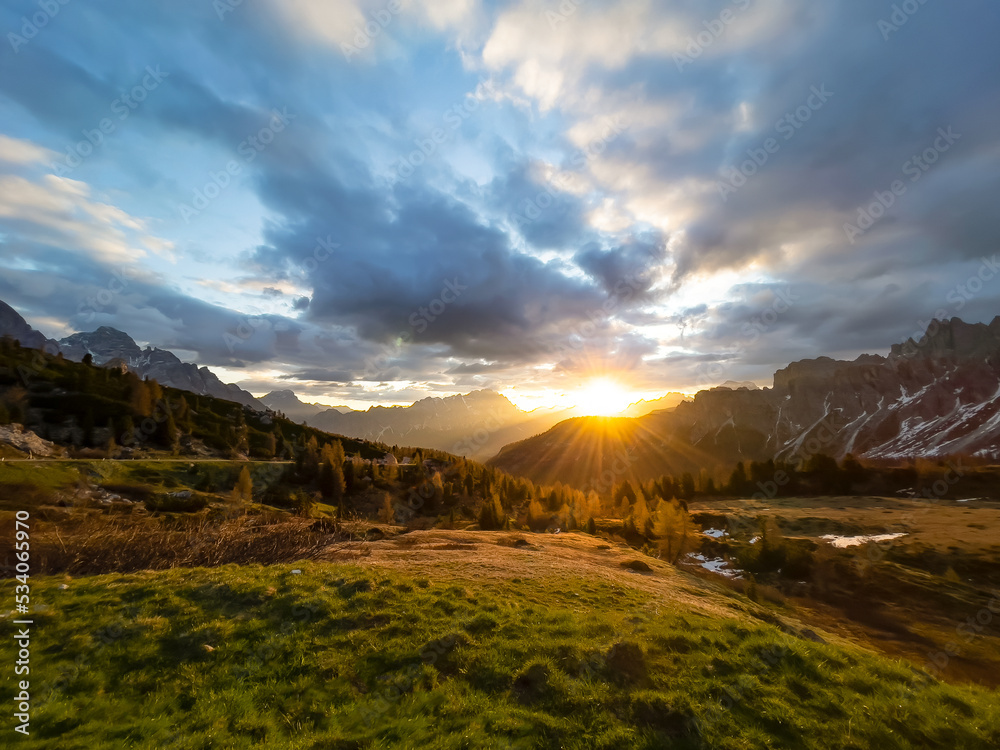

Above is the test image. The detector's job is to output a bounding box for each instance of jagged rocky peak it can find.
[264,389,299,402]
[772,357,842,394]
[713,380,759,391]
[771,354,888,395]
[890,316,1000,362]
[59,326,142,363]
[458,389,511,404]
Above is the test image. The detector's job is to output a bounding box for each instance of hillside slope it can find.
[14,547,999,749]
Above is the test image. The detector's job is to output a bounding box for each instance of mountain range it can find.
[7,297,1000,479]
[297,389,573,460]
[261,390,691,460]
[0,300,687,459]
[259,389,351,422]
[491,317,1000,490]
[0,301,262,409]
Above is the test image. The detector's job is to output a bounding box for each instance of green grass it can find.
[0,460,294,509]
[4,565,998,749]
[0,461,81,491]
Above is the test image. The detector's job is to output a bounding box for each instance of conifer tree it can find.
[232,466,253,505]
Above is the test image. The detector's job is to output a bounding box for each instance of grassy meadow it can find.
[7,563,1000,750]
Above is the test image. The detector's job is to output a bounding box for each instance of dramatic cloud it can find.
[1,0,998,407]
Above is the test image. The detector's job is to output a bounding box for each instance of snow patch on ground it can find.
[702,528,728,538]
[821,533,905,548]
[685,553,743,578]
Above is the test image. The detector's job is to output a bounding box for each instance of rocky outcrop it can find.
[0,423,63,457]
[0,299,265,410]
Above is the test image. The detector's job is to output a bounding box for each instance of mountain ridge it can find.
[306,388,574,459]
[491,316,1000,490]
[0,300,263,409]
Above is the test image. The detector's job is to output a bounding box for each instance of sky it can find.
[1,0,999,411]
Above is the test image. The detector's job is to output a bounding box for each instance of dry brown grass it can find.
[19,514,336,575]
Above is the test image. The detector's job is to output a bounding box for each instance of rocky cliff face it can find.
[665,317,1000,464]
[493,318,1000,488]
[59,327,143,362]
[763,317,1000,462]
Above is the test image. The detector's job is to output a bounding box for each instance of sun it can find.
[575,378,633,416]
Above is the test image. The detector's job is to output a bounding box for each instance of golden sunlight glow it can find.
[574,377,633,416]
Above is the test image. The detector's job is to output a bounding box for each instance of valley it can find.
[1,309,999,748]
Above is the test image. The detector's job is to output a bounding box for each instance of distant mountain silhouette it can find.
[621,392,691,418]
[306,389,573,460]
[491,317,1000,490]
[260,390,350,422]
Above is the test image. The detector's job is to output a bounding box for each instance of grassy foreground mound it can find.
[5,564,998,749]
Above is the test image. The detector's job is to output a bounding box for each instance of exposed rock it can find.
[60,327,142,362]
[0,423,63,457]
